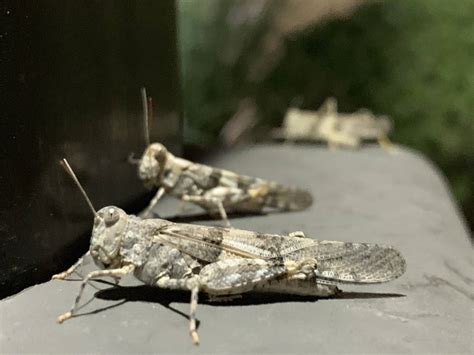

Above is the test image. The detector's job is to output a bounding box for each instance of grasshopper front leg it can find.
[52,251,90,280]
[143,187,165,218]
[57,264,134,323]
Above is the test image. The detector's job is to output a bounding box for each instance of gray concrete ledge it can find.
[1,144,472,353]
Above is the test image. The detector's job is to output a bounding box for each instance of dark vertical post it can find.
[0,0,181,298]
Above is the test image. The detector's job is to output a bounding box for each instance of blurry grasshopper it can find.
[53,159,406,345]
[273,97,396,151]
[133,88,313,226]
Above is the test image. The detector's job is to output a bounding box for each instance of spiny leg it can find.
[182,194,230,227]
[255,278,340,297]
[143,187,165,218]
[156,276,201,345]
[189,286,200,345]
[212,198,230,228]
[52,251,90,280]
[378,135,398,154]
[57,264,134,323]
[200,259,291,295]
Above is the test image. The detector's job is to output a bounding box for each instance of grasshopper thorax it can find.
[90,206,129,269]
[138,143,168,187]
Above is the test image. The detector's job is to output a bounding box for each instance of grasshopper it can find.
[274,97,396,151]
[133,88,313,226]
[53,159,406,345]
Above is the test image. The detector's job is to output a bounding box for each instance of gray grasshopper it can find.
[134,88,313,226]
[53,159,406,345]
[274,97,396,151]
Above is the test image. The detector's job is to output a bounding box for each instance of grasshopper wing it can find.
[185,162,313,212]
[156,223,406,284]
[308,241,406,284]
[156,222,316,262]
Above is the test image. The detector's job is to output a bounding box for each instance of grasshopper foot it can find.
[57,311,72,324]
[191,330,200,346]
[51,272,67,280]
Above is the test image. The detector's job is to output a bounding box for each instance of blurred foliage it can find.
[178,0,274,145]
[178,0,474,230]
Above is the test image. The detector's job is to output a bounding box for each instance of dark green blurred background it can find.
[178,0,473,232]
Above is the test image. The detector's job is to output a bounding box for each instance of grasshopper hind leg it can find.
[377,135,398,154]
[156,276,201,345]
[182,194,230,227]
[210,198,230,228]
[255,278,340,297]
[189,286,200,345]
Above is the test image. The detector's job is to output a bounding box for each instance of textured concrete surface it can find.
[1,144,472,354]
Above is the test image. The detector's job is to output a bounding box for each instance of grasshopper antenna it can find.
[141,87,151,146]
[147,95,153,140]
[60,158,98,216]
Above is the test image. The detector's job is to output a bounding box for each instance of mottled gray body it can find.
[274,98,394,150]
[113,213,344,296]
[54,206,406,344]
[137,143,312,225]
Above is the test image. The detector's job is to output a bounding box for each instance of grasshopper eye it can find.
[104,207,120,225]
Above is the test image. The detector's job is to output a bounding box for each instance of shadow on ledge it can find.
[64,284,404,324]
[56,281,404,330]
[95,284,404,307]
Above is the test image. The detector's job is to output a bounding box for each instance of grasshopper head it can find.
[59,159,130,270]
[138,143,168,188]
[90,206,128,269]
